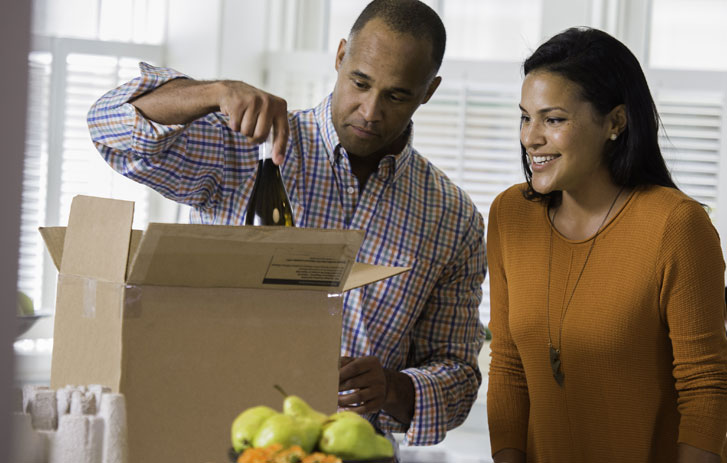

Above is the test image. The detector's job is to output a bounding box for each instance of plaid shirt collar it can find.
[314,93,415,184]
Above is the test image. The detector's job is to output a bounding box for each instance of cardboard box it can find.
[40,195,408,463]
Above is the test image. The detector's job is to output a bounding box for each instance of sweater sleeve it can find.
[486,191,530,455]
[658,199,727,455]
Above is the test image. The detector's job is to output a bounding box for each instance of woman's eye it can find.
[520,114,530,124]
[546,117,565,124]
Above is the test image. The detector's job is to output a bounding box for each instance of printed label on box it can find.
[263,255,347,287]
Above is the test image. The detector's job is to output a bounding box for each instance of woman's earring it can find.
[610,133,618,141]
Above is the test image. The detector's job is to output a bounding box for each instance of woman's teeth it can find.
[532,155,557,165]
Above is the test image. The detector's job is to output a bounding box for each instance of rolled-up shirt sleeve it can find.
[87,62,257,210]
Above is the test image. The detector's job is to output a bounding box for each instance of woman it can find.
[486,27,727,463]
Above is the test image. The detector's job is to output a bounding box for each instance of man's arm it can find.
[88,62,296,211]
[130,77,289,162]
[384,207,487,445]
[337,203,485,445]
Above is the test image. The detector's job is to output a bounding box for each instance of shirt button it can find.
[347,186,355,194]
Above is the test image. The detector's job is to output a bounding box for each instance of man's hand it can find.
[338,356,414,424]
[338,356,387,414]
[216,80,289,164]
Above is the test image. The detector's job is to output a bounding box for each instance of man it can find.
[88,0,486,446]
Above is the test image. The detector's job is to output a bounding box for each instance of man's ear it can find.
[608,104,627,136]
[335,38,347,72]
[422,76,442,104]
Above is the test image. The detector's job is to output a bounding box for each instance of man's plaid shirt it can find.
[88,63,487,445]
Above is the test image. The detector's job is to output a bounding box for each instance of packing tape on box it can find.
[82,278,97,318]
[123,285,143,318]
[327,292,343,316]
[57,275,129,320]
[55,275,99,319]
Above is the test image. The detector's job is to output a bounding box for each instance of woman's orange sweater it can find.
[487,184,727,462]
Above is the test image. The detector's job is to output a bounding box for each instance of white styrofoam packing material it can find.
[12,385,127,463]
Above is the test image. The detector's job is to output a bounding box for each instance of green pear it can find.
[252,413,320,454]
[282,395,327,424]
[321,410,372,434]
[17,291,34,316]
[318,415,392,459]
[371,434,395,458]
[230,405,277,452]
[296,416,322,453]
[275,384,327,425]
[324,410,366,424]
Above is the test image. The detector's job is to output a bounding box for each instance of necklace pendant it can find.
[549,345,565,386]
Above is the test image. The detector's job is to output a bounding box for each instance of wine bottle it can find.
[244,134,295,227]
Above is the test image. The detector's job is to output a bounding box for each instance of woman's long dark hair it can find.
[521,27,678,204]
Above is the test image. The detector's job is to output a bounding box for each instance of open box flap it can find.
[127,224,370,291]
[39,226,66,271]
[58,195,135,282]
[40,226,144,273]
[345,262,410,292]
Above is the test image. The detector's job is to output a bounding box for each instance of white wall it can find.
[165,0,268,86]
[165,0,223,79]
[539,0,652,62]
[540,0,592,39]
[218,0,269,85]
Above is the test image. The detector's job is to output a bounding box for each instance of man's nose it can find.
[359,92,383,122]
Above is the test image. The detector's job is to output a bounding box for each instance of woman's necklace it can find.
[546,187,624,386]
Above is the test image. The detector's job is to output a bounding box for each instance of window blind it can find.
[414,82,522,210]
[656,89,723,211]
[18,52,52,307]
[58,54,151,228]
[20,38,164,313]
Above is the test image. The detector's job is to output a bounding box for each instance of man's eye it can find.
[353,80,367,89]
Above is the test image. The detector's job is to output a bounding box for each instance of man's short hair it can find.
[349,0,446,73]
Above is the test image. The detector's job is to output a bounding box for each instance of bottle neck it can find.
[258,145,268,162]
[258,135,272,162]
